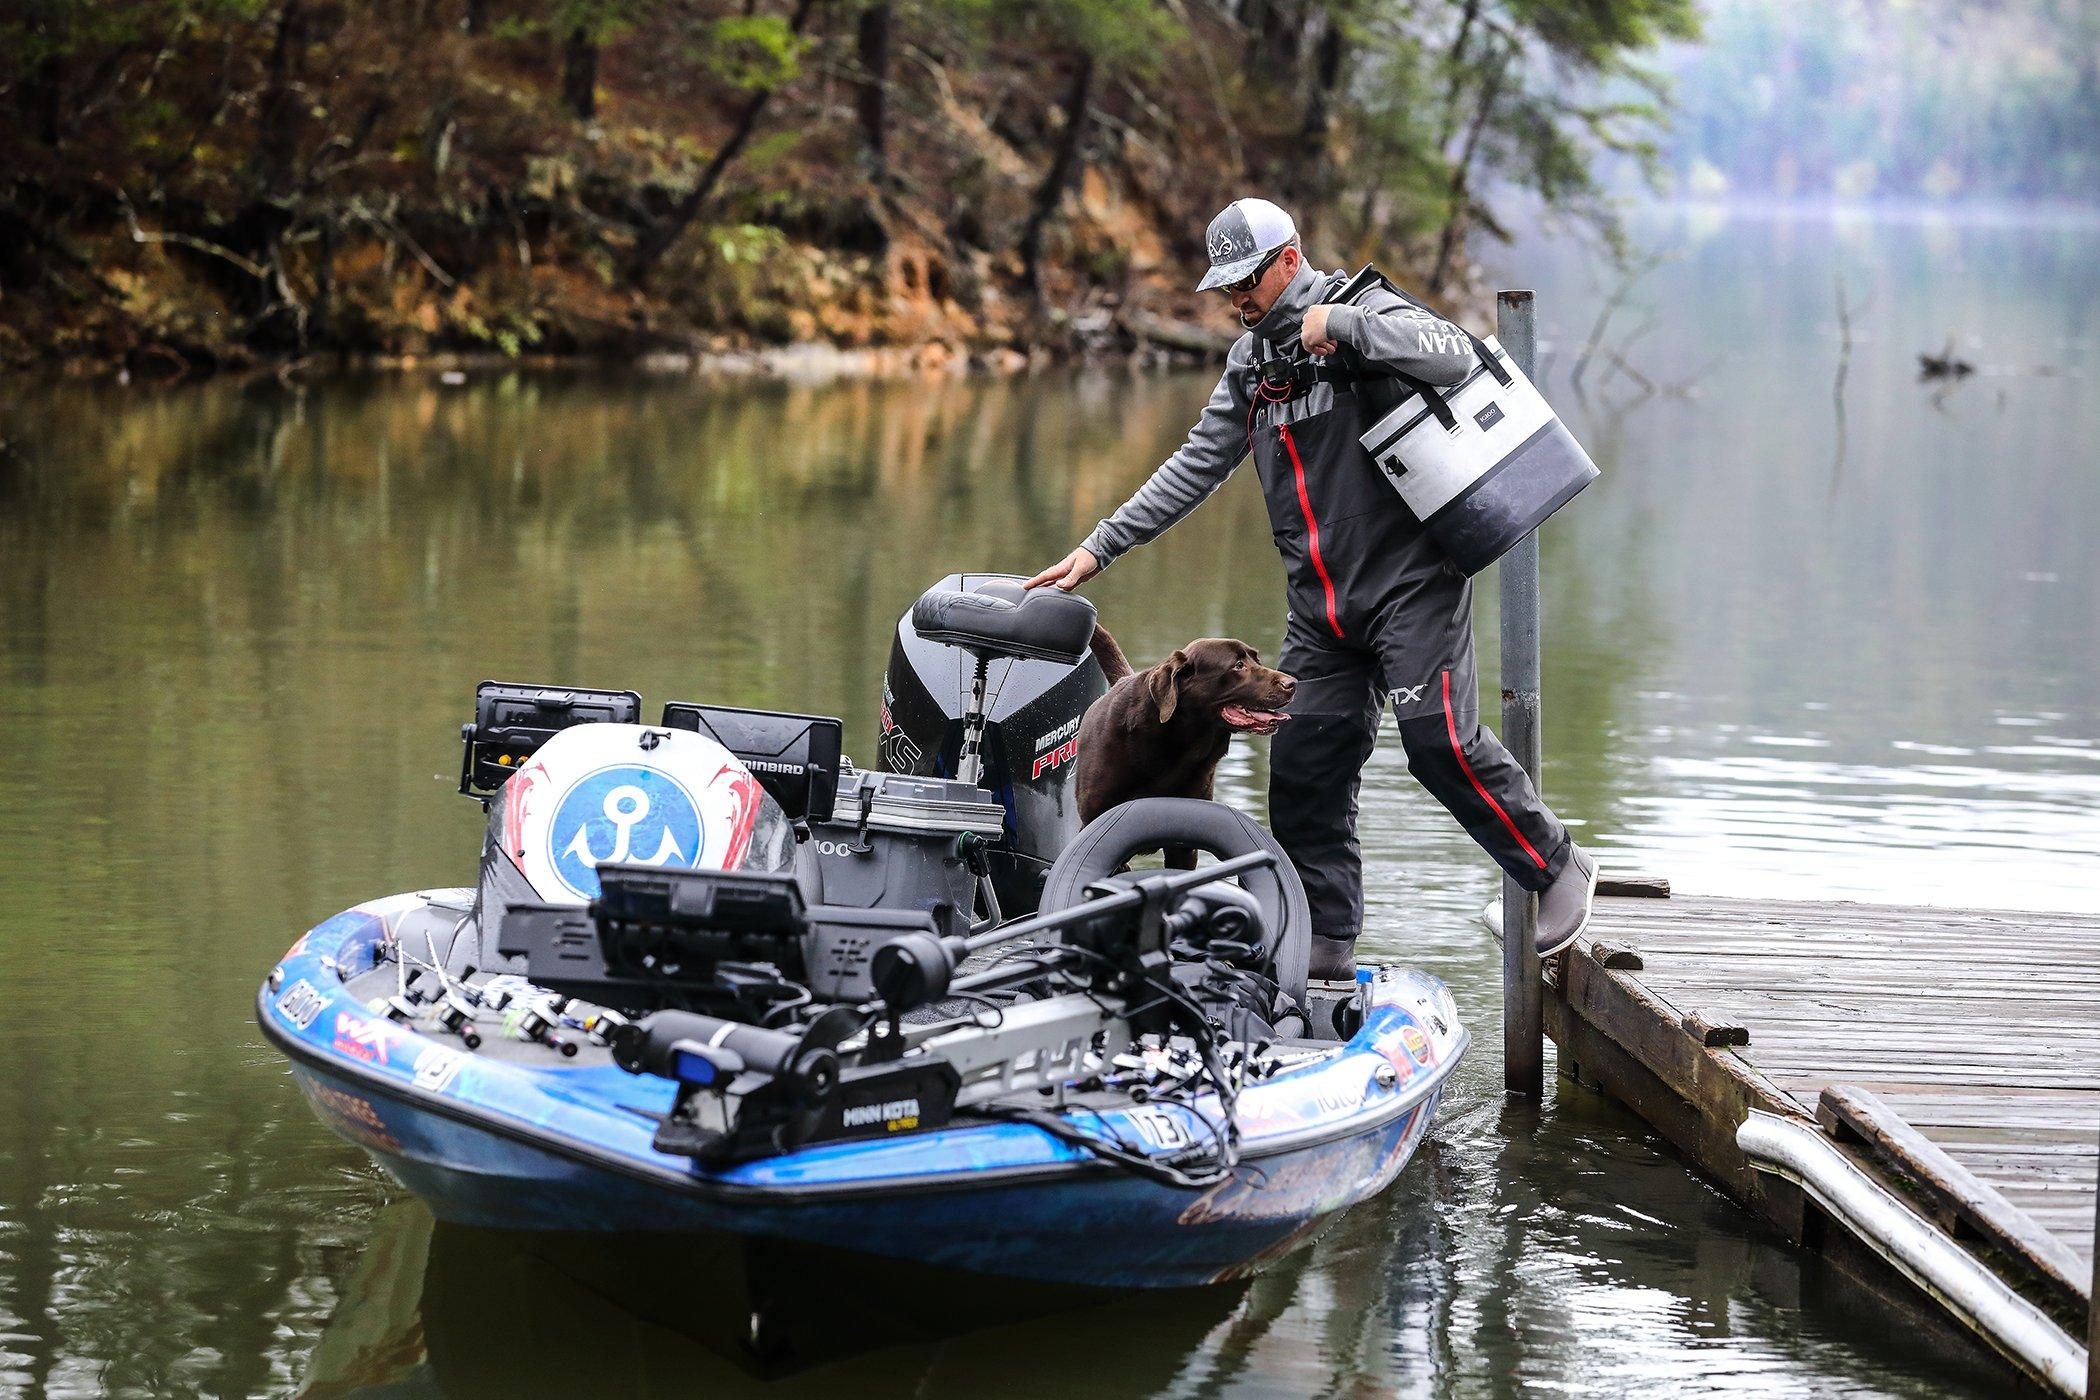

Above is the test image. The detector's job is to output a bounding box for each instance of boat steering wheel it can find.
[1037,798,1312,1004]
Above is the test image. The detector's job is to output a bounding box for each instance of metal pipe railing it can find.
[2088,1116,2098,1398]
[1738,1110,2090,1396]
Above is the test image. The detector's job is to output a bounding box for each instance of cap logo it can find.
[1208,219,1254,264]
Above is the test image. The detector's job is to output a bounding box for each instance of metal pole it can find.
[1497,290,1545,1099]
[2087,1116,2097,1399]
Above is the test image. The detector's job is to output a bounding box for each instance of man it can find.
[1027,197,1595,983]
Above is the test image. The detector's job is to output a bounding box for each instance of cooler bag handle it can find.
[1385,370,1461,434]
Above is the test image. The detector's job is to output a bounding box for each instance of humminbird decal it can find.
[843,1097,922,1131]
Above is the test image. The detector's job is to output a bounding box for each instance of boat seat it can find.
[909,578,1096,666]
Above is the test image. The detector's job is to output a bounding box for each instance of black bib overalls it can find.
[1244,308,1570,946]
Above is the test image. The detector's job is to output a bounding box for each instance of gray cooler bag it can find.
[1355,305,1598,576]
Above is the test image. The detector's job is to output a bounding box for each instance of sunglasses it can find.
[1218,246,1285,295]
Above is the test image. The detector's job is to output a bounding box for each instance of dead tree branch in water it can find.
[1600,347,1654,397]
[1832,272,1869,405]
[1579,248,1671,386]
[1831,272,1870,478]
[1599,313,1656,390]
[1598,314,1719,404]
[1571,250,1674,395]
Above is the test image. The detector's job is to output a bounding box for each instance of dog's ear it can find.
[1147,650,1188,722]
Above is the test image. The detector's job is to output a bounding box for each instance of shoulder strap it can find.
[1323,263,1514,432]
[1351,265,1513,390]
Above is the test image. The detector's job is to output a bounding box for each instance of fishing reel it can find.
[1256,356,1319,396]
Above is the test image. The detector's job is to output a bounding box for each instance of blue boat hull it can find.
[262,893,1466,1289]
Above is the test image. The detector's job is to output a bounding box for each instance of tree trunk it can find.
[1428,46,1507,295]
[463,0,486,35]
[562,27,598,121]
[1436,0,1482,151]
[1283,14,1346,203]
[1270,0,1304,77]
[17,1,67,147]
[855,0,892,184]
[625,0,819,286]
[22,54,65,147]
[249,0,309,198]
[1018,50,1094,301]
[313,220,335,344]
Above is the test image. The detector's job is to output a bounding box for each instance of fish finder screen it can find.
[459,680,644,796]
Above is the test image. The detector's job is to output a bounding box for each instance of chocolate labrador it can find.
[1076,636,1296,836]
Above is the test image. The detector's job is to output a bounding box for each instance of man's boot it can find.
[1535,844,1597,958]
[1308,932,1357,985]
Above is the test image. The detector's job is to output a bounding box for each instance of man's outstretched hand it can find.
[1025,546,1101,591]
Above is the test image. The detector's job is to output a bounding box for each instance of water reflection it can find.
[298,1207,1253,1397]
[299,1163,2006,1400]
[1,209,2095,1397]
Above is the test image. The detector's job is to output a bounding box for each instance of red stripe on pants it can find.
[1442,669,1547,870]
[1278,422,1345,639]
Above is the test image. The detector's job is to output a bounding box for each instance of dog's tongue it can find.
[1222,705,1290,735]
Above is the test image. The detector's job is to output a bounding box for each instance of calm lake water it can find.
[1,208,2094,1397]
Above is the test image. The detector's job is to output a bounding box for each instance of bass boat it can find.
[258,576,1466,1288]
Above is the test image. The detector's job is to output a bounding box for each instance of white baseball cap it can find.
[1196,198,1297,291]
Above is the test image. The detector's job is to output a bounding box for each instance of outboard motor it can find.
[877,574,1110,916]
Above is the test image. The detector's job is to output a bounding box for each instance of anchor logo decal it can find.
[547,765,706,897]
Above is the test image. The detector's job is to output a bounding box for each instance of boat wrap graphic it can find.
[259,892,1467,1288]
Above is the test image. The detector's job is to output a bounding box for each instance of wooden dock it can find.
[1540,886,2099,1392]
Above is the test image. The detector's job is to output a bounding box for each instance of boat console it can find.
[505,853,1282,1166]
[457,682,642,797]
[459,680,845,827]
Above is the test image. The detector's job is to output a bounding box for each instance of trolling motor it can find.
[606,1004,961,1161]
[606,853,1277,1165]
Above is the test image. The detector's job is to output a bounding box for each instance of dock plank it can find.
[1548,891,2100,1347]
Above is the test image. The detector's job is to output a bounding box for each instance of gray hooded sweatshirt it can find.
[1080,262,1474,572]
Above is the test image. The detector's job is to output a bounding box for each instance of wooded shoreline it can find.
[2,0,1700,377]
